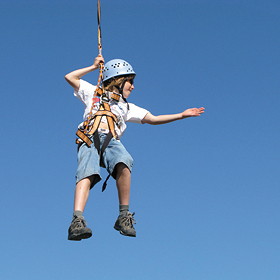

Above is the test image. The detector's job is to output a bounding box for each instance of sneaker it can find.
[68,216,92,241]
[114,212,136,237]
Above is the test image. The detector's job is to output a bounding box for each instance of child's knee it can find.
[114,162,131,178]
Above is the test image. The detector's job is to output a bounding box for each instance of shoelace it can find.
[122,212,137,226]
[73,217,87,229]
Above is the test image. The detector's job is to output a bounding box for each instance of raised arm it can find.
[142,107,205,125]
[65,54,104,91]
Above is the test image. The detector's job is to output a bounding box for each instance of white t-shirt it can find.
[74,79,149,139]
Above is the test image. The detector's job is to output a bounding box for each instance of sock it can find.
[119,205,129,216]
[73,210,83,219]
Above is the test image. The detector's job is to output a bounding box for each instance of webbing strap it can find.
[92,110,117,122]
[111,93,121,101]
[102,174,111,192]
[93,130,113,192]
[76,100,117,147]
[103,102,117,138]
[86,102,117,137]
[76,129,92,147]
[93,131,113,161]
[95,88,120,102]
[88,114,103,136]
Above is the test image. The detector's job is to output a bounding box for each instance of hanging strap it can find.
[93,130,113,192]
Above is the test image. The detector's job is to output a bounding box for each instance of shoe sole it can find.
[68,231,92,241]
[114,225,136,237]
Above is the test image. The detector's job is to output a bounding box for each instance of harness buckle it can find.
[101,95,109,103]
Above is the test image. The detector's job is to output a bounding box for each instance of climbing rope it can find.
[84,0,104,133]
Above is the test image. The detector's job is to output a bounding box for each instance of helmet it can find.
[103,59,136,82]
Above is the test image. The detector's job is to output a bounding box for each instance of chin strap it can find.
[116,77,130,110]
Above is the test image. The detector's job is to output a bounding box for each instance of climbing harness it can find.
[75,90,122,191]
[76,88,120,148]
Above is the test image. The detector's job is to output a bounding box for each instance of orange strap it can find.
[102,102,117,138]
[76,129,92,147]
[77,101,117,144]
[111,93,121,102]
[92,110,118,123]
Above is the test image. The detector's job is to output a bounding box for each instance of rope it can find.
[84,0,104,133]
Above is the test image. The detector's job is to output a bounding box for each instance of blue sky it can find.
[1,0,280,279]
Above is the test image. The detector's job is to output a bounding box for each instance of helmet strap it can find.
[119,77,130,110]
[110,76,130,110]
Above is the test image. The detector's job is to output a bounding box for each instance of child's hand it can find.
[93,54,105,68]
[182,107,205,118]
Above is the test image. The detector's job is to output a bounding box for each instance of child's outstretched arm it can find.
[142,107,205,125]
[65,54,104,91]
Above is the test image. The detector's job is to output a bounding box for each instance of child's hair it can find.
[104,75,135,92]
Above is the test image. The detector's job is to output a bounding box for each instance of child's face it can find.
[122,79,134,99]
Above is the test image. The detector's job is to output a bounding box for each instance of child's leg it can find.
[102,138,136,236]
[114,163,136,237]
[68,175,95,241]
[115,163,131,205]
[74,175,94,212]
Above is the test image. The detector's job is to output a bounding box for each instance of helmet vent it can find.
[103,59,136,82]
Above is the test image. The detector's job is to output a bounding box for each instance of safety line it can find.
[84,0,104,133]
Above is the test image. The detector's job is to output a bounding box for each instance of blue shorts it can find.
[75,133,134,189]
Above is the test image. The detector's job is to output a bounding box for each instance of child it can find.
[65,54,204,240]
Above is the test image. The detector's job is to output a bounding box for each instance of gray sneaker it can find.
[114,212,136,237]
[68,216,92,241]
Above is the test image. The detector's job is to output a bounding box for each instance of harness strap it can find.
[76,128,92,147]
[91,110,117,122]
[95,89,121,102]
[88,113,103,136]
[103,102,117,137]
[102,174,111,192]
[111,93,121,102]
[77,99,118,148]
[87,101,117,138]
[93,131,113,192]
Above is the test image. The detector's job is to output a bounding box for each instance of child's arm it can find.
[65,54,104,91]
[142,107,205,125]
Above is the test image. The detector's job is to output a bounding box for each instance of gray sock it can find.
[119,205,129,216]
[73,210,83,219]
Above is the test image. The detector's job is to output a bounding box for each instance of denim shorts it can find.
[75,133,133,189]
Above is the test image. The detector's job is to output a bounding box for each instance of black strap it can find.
[93,131,113,191]
[101,131,113,156]
[93,130,101,153]
[102,174,111,192]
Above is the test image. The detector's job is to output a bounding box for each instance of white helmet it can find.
[103,59,136,82]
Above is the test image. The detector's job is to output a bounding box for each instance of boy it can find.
[65,54,204,240]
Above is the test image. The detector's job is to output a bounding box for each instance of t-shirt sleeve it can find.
[74,79,96,105]
[125,103,149,124]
